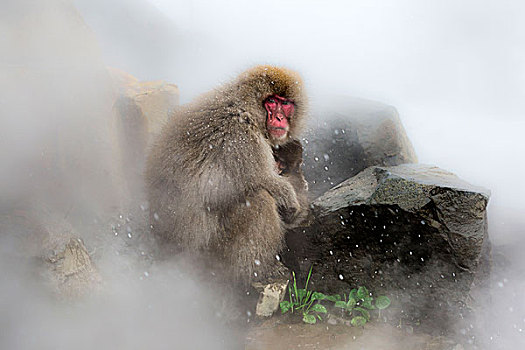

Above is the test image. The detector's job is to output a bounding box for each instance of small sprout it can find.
[280,300,292,314]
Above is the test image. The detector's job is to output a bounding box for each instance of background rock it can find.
[0,208,100,299]
[302,96,417,198]
[43,231,101,299]
[283,164,490,331]
[0,0,178,299]
[110,67,179,199]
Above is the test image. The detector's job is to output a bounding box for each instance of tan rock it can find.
[36,211,101,298]
[109,67,179,198]
[254,280,289,317]
[46,237,101,298]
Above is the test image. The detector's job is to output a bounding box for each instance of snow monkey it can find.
[145,65,308,284]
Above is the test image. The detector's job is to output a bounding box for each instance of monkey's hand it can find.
[267,178,301,224]
[279,204,301,225]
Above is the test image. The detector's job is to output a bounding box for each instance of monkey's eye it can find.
[282,100,293,105]
[267,98,276,104]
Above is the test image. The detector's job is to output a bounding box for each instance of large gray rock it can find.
[302,96,417,198]
[283,164,490,330]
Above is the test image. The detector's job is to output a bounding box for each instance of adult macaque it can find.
[146,65,308,284]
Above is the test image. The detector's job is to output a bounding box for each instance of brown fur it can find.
[145,65,308,284]
[273,140,309,214]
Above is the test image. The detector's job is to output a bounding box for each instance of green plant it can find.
[279,267,328,324]
[334,286,391,326]
[279,269,391,326]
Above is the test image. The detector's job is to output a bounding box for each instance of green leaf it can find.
[357,286,368,299]
[297,289,307,303]
[351,316,367,327]
[347,297,357,308]
[304,265,313,290]
[354,307,370,321]
[361,299,374,309]
[349,289,357,300]
[303,314,317,324]
[325,294,341,302]
[375,296,391,310]
[306,290,313,303]
[280,301,291,314]
[311,292,328,301]
[335,301,348,309]
[310,304,328,314]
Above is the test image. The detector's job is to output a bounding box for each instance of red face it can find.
[264,95,295,141]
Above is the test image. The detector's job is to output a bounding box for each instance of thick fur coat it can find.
[146,65,308,283]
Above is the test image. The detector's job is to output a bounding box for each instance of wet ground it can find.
[246,319,458,350]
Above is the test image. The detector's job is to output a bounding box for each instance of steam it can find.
[1,1,238,349]
[2,0,525,348]
[0,249,237,349]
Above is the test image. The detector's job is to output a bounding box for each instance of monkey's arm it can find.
[230,131,301,222]
[198,126,300,219]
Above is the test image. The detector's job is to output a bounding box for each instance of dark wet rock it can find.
[302,96,417,199]
[283,164,490,330]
